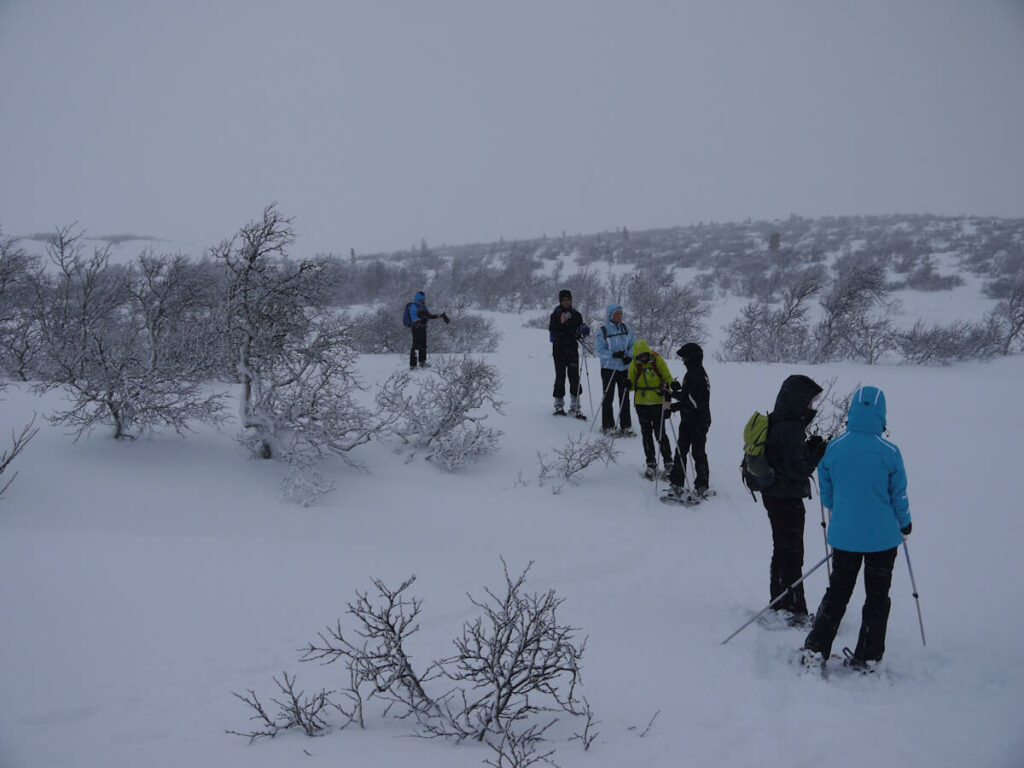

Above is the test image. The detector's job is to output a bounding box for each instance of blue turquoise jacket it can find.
[595,304,635,371]
[820,386,911,553]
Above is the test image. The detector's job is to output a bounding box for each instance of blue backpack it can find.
[402,302,417,328]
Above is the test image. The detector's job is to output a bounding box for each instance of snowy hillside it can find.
[2,303,1023,768]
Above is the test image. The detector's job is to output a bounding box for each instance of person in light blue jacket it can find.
[595,303,636,435]
[801,385,912,671]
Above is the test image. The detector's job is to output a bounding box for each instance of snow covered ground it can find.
[2,305,1023,768]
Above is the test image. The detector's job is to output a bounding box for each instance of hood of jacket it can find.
[413,291,426,305]
[677,342,703,368]
[632,339,653,358]
[605,303,623,323]
[846,385,887,435]
[772,374,823,422]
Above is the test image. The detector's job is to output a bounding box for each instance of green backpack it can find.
[740,411,775,498]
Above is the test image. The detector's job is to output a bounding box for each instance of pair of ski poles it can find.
[720,538,927,646]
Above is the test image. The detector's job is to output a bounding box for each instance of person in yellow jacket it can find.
[627,340,676,479]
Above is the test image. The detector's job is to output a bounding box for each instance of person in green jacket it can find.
[627,340,676,479]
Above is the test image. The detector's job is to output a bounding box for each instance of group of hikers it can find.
[406,287,914,672]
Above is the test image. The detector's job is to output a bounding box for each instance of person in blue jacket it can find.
[595,303,635,435]
[407,291,449,369]
[801,385,912,670]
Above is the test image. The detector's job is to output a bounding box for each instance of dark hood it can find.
[772,374,823,422]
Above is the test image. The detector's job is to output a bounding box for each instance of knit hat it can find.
[558,289,572,302]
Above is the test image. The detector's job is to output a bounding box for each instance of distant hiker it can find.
[761,374,827,627]
[548,289,588,417]
[627,340,675,479]
[406,291,449,369]
[595,303,636,436]
[665,342,711,498]
[800,385,911,671]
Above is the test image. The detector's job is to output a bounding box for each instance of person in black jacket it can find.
[761,374,828,626]
[547,289,588,416]
[666,342,711,497]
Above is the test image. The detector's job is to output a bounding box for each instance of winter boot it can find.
[553,398,566,416]
[617,427,636,437]
[643,463,657,480]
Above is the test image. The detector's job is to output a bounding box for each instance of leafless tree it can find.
[814,259,895,363]
[31,226,224,439]
[376,355,503,470]
[537,433,619,492]
[426,560,587,744]
[227,672,336,743]
[214,204,377,467]
[625,267,708,351]
[0,415,39,498]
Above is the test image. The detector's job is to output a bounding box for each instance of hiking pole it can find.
[589,367,620,434]
[811,475,832,578]
[578,338,595,418]
[902,537,927,646]
[654,404,673,495]
[721,552,833,645]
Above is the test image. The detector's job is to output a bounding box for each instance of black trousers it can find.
[635,403,672,468]
[804,547,898,661]
[410,326,428,367]
[552,349,581,399]
[600,368,632,430]
[762,495,808,615]
[668,421,709,489]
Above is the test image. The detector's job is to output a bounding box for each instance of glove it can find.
[579,323,591,337]
[622,354,632,364]
[901,522,912,537]
[441,312,450,324]
[612,350,625,360]
[806,434,826,461]
[670,380,682,393]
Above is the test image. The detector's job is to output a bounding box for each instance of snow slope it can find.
[1,308,1023,768]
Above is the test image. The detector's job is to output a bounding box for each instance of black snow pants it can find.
[635,403,672,469]
[600,368,632,430]
[668,421,709,490]
[804,547,898,661]
[762,495,809,616]
[410,326,428,367]
[552,348,581,400]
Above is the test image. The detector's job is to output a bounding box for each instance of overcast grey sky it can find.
[1,1,1022,256]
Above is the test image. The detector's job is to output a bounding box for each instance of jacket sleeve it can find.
[626,325,636,356]
[656,358,673,395]
[889,447,911,529]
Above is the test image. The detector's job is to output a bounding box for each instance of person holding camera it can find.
[627,340,676,479]
[761,374,828,627]
[547,289,588,417]
[800,385,911,671]
[595,303,635,436]
[665,342,711,498]
[408,291,449,370]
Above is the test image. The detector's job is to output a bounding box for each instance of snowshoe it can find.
[642,465,657,480]
[553,406,567,416]
[793,647,830,678]
[571,410,587,421]
[659,485,701,506]
[617,427,636,438]
[840,647,879,675]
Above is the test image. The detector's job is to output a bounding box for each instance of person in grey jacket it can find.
[801,385,911,671]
